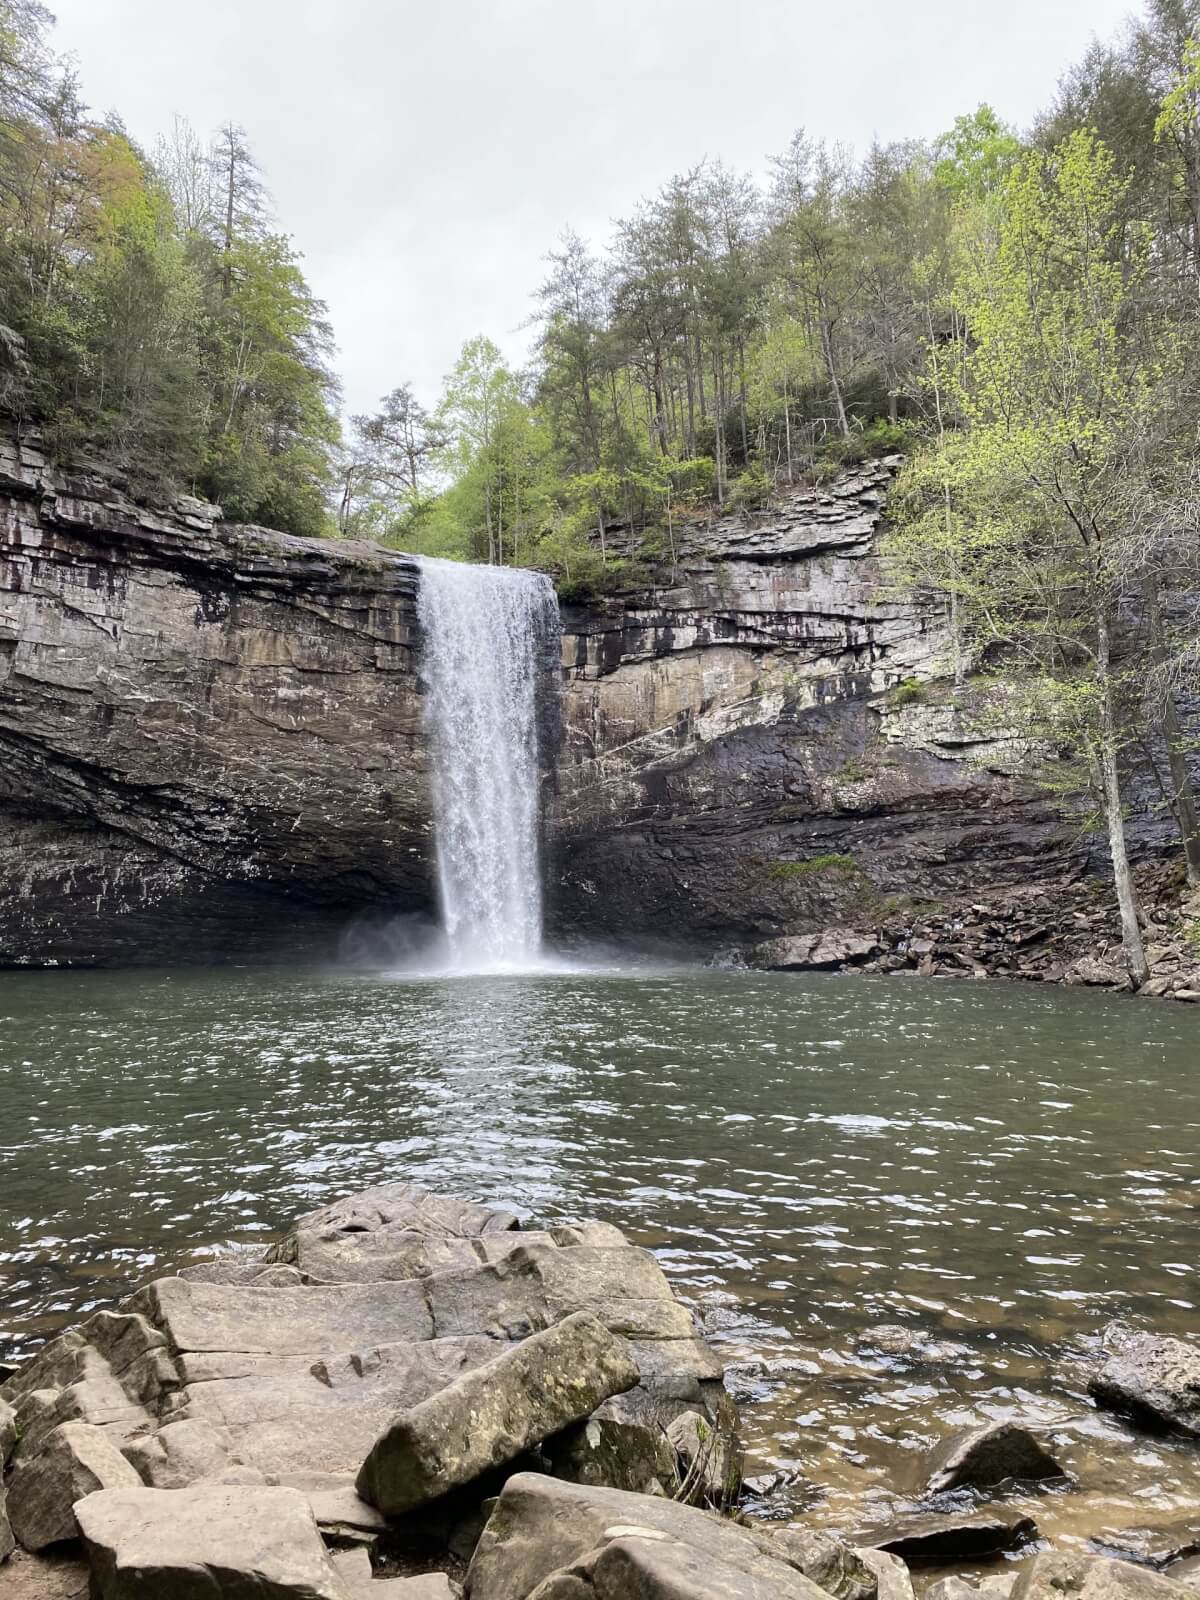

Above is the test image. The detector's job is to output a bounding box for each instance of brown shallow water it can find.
[1,965,1198,1552]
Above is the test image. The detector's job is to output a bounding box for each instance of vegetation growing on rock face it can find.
[767,854,862,880]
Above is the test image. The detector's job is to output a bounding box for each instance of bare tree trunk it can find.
[820,318,849,437]
[1145,576,1200,885]
[1096,596,1149,985]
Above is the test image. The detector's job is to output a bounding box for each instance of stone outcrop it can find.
[0,435,1084,968]
[0,430,429,966]
[550,458,1087,951]
[0,1181,726,1594]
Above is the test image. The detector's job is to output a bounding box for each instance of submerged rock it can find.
[1088,1524,1200,1571]
[1089,1325,1200,1436]
[76,1483,345,1600]
[926,1420,1067,1494]
[356,1310,639,1515]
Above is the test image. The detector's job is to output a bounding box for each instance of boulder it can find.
[1,1486,13,1565]
[1089,1325,1200,1436]
[1,1395,16,1464]
[465,1472,872,1600]
[76,1484,347,1599]
[7,1422,141,1552]
[858,1326,972,1366]
[545,1412,678,1497]
[363,1581,461,1600]
[1064,956,1129,989]
[1011,1552,1197,1600]
[868,1510,1036,1563]
[357,1312,640,1514]
[926,1421,1067,1493]
[753,930,881,970]
[857,1549,915,1600]
[926,1579,1017,1600]
[665,1408,741,1507]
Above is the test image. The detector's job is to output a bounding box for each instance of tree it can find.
[341,383,446,535]
[894,132,1157,983]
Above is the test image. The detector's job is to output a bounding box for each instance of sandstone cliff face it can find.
[0,437,1076,966]
[0,433,430,964]
[550,459,1078,947]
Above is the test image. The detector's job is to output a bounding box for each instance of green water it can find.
[1,966,1197,1543]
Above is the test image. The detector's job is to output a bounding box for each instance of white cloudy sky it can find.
[49,1,1135,418]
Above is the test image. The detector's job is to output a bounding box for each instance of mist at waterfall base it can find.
[348,555,628,978]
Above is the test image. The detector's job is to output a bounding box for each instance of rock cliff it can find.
[0,431,429,964]
[0,434,1127,967]
[550,459,1079,950]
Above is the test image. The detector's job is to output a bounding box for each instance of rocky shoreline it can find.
[3,1182,1200,1599]
[746,862,1200,1003]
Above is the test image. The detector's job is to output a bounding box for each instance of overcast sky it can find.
[48,0,1136,419]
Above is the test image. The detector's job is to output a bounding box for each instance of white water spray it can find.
[416,557,560,971]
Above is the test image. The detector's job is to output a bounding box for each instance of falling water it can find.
[416,556,560,971]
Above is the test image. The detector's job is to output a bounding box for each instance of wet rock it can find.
[8,1422,141,1551]
[357,1311,639,1515]
[859,1325,972,1365]
[868,1509,1037,1562]
[926,1420,1067,1493]
[545,1410,678,1496]
[1088,1523,1200,1570]
[76,1483,345,1599]
[1010,1551,1197,1600]
[465,1472,869,1600]
[752,930,881,970]
[1089,1324,1200,1436]
[857,1548,916,1600]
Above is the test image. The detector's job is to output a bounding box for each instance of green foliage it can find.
[767,853,862,879]
[724,465,772,512]
[888,678,926,707]
[0,11,338,531]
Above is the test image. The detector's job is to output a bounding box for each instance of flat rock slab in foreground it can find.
[1,1181,727,1597]
[357,1310,639,1514]
[76,1484,345,1600]
[465,1471,875,1600]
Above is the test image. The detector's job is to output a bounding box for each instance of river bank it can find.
[4,1175,1200,1599]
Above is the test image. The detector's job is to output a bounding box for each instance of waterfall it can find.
[416,556,560,971]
